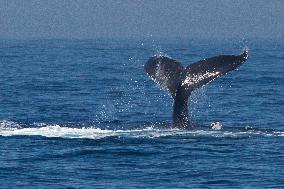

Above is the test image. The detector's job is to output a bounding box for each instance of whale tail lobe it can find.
[144,50,248,129]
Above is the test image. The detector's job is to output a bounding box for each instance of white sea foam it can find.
[0,121,283,139]
[0,120,21,130]
[211,122,222,130]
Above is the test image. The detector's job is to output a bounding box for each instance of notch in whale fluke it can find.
[144,49,249,129]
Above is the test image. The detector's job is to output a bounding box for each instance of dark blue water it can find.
[0,38,283,188]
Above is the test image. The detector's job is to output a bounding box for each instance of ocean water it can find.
[0,38,283,188]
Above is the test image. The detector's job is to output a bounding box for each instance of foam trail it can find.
[0,121,283,140]
[0,125,117,139]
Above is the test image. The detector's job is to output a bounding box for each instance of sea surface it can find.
[0,38,283,188]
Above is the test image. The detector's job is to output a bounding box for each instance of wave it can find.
[0,120,283,140]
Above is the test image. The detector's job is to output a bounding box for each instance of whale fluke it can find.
[144,55,184,97]
[145,49,248,129]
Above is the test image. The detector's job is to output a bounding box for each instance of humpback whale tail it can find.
[144,49,249,129]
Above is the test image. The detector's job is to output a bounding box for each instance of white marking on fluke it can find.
[182,71,220,86]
